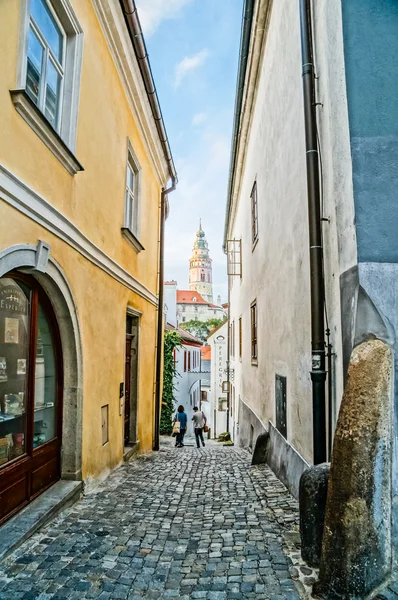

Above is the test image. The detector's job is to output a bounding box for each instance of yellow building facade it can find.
[0,0,175,523]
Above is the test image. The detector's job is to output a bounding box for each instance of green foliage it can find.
[180,318,225,342]
[217,432,231,442]
[160,330,182,435]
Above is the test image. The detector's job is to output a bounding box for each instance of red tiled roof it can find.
[165,322,203,345]
[176,290,207,304]
[201,346,211,360]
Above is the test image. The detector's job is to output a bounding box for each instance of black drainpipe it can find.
[154,182,176,451]
[299,0,327,465]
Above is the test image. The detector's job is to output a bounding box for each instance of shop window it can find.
[0,273,62,523]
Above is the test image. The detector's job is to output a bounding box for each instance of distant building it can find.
[177,290,225,326]
[207,321,231,438]
[189,222,213,303]
[166,324,203,424]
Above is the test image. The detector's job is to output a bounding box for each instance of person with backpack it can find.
[174,405,188,448]
[192,406,207,448]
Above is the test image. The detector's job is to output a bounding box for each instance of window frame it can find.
[251,180,259,249]
[121,140,144,253]
[26,1,67,131]
[250,300,258,364]
[239,316,242,361]
[13,0,84,173]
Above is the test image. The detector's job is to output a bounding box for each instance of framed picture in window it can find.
[0,357,7,382]
[4,318,19,344]
[17,359,27,375]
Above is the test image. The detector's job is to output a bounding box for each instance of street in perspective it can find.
[0,0,397,599]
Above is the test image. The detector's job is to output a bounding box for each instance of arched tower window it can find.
[201,271,205,282]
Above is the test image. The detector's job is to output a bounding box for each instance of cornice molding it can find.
[91,0,169,187]
[226,0,273,240]
[0,163,158,306]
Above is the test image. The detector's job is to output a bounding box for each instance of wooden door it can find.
[0,273,62,524]
[124,335,132,444]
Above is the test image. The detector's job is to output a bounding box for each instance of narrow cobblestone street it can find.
[0,440,304,600]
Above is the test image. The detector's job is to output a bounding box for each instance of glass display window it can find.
[0,273,62,523]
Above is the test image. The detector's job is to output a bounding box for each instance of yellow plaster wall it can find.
[0,1,165,479]
[0,0,161,296]
[0,204,157,478]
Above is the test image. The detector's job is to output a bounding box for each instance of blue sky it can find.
[135,0,243,303]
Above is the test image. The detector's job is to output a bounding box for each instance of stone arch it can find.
[0,241,83,480]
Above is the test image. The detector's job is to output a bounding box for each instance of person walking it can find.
[174,405,187,448]
[192,406,206,448]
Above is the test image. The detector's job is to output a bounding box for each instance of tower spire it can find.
[189,223,213,303]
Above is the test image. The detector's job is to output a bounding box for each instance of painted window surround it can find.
[122,140,144,254]
[0,163,158,306]
[10,0,84,175]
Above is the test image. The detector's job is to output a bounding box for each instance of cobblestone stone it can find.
[0,439,302,599]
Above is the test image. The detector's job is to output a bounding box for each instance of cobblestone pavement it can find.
[0,439,305,599]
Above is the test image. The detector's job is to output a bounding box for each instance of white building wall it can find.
[177,303,225,326]
[173,344,202,430]
[226,0,356,475]
[208,322,229,438]
[164,282,177,327]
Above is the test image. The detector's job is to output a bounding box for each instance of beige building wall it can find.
[0,0,171,484]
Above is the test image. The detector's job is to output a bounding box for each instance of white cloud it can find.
[174,49,209,88]
[135,0,193,38]
[164,126,231,302]
[192,112,208,126]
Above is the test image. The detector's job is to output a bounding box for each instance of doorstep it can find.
[124,440,140,462]
[0,479,82,563]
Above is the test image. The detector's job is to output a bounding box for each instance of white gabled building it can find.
[207,321,232,438]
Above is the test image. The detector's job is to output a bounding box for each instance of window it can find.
[26,0,65,129]
[230,321,235,358]
[239,317,242,360]
[122,142,143,252]
[188,352,191,372]
[12,0,84,174]
[251,301,257,362]
[201,271,205,282]
[251,181,258,247]
[184,351,187,372]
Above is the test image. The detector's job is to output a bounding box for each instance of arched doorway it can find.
[0,272,63,523]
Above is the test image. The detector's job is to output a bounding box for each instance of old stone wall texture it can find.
[314,339,392,598]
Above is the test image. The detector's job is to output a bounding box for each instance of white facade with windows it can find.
[207,321,231,438]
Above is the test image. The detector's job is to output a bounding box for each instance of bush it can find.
[217,432,231,442]
[160,331,181,435]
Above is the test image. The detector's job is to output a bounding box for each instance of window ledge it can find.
[251,359,258,366]
[10,90,84,176]
[121,228,145,253]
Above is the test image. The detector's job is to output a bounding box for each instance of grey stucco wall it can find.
[342,0,398,263]
[341,0,398,567]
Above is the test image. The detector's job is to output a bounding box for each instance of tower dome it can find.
[189,221,213,303]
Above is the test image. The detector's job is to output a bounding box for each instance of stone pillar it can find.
[299,464,330,568]
[314,339,392,599]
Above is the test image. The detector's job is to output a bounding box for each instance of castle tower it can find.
[189,221,213,303]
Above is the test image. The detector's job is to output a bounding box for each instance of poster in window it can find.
[0,357,7,382]
[17,359,26,375]
[4,318,19,344]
